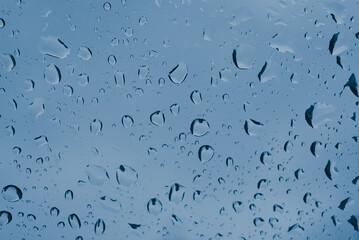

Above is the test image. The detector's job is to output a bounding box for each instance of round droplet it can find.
[198,145,214,163]
[77,46,92,60]
[85,165,109,185]
[0,211,12,225]
[44,64,61,84]
[68,214,81,229]
[94,219,105,235]
[147,198,163,215]
[0,18,5,28]
[103,2,111,11]
[116,165,138,187]
[190,118,210,137]
[108,55,117,65]
[168,63,188,84]
[90,119,103,135]
[63,85,73,96]
[150,111,165,126]
[2,185,22,202]
[122,115,134,128]
[190,90,202,104]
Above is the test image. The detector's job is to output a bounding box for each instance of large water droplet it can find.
[38,36,70,59]
[169,183,185,204]
[1,53,15,72]
[232,44,255,70]
[68,214,81,229]
[168,63,188,84]
[150,111,165,126]
[2,185,22,202]
[122,115,134,128]
[116,165,138,187]
[305,102,336,128]
[147,198,163,215]
[85,165,109,185]
[44,64,61,84]
[198,145,214,163]
[0,211,12,225]
[0,18,5,28]
[94,219,106,235]
[244,119,264,136]
[90,119,103,134]
[77,46,92,60]
[190,118,210,137]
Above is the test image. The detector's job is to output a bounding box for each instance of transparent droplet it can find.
[68,214,81,229]
[38,36,70,59]
[44,64,61,84]
[232,44,255,70]
[77,46,92,60]
[64,190,73,200]
[103,2,111,11]
[0,18,5,28]
[63,85,73,96]
[190,118,210,137]
[168,63,188,84]
[253,217,265,227]
[94,219,106,235]
[90,119,103,135]
[77,73,89,86]
[138,65,149,79]
[232,201,243,213]
[2,185,22,202]
[1,53,16,71]
[108,55,117,65]
[170,104,180,116]
[85,165,109,185]
[116,165,138,187]
[147,198,163,215]
[50,207,60,217]
[139,16,147,26]
[198,145,214,163]
[190,90,202,104]
[150,111,165,126]
[0,211,12,225]
[122,115,134,128]
[169,183,185,204]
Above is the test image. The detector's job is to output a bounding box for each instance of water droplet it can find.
[2,185,22,202]
[90,119,103,134]
[170,104,180,116]
[329,32,339,55]
[0,18,5,28]
[244,119,264,136]
[63,85,73,96]
[139,16,147,26]
[1,53,16,71]
[253,217,265,227]
[260,151,273,165]
[77,46,92,60]
[232,201,243,213]
[64,190,73,200]
[50,207,60,217]
[103,2,111,11]
[305,102,336,128]
[24,79,35,91]
[341,73,358,97]
[116,165,138,187]
[190,118,210,137]
[348,216,359,231]
[232,44,255,70]
[114,71,125,87]
[150,111,165,126]
[85,165,109,185]
[168,63,188,84]
[138,65,149,79]
[0,211,12,225]
[108,55,117,65]
[147,198,163,215]
[287,224,304,234]
[190,90,202,104]
[44,64,61,84]
[198,145,214,163]
[77,73,89,86]
[338,197,353,210]
[68,214,81,229]
[226,157,234,167]
[169,183,185,203]
[38,36,70,59]
[122,115,134,128]
[94,219,106,235]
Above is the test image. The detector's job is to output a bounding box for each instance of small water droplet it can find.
[44,64,61,84]
[122,115,134,128]
[0,211,12,225]
[168,63,188,84]
[90,119,103,134]
[103,2,111,11]
[77,46,92,60]
[198,145,214,163]
[190,90,202,104]
[147,198,163,215]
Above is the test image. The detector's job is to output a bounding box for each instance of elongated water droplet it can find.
[44,64,61,84]
[38,36,70,59]
[198,145,214,163]
[116,165,138,187]
[169,183,185,203]
[147,198,163,215]
[0,211,12,225]
[1,53,16,71]
[90,119,103,134]
[94,219,106,235]
[122,115,134,128]
[85,165,109,185]
[68,214,81,229]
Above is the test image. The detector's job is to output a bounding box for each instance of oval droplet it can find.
[44,64,61,84]
[147,198,163,215]
[0,211,12,225]
[94,219,106,235]
[68,213,81,229]
[115,165,138,187]
[85,165,109,185]
[190,118,210,137]
[150,111,165,126]
[198,145,214,163]
[122,115,134,128]
[90,119,103,135]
